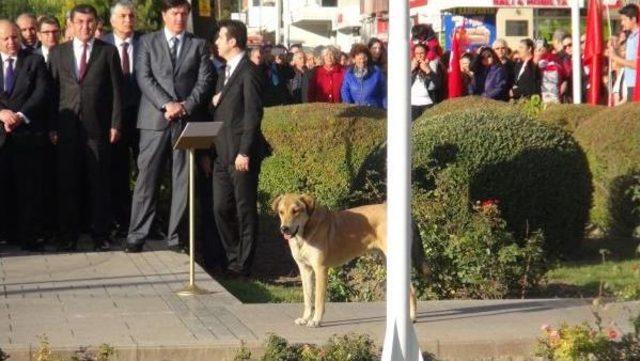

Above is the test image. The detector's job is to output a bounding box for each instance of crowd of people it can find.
[1,0,638,277]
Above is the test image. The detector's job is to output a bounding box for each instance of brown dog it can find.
[272,193,428,328]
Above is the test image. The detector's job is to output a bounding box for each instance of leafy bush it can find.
[409,106,592,255]
[235,333,379,361]
[535,309,640,360]
[259,103,386,212]
[426,96,510,118]
[574,103,640,235]
[537,103,606,133]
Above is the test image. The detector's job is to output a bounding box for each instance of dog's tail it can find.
[411,220,432,280]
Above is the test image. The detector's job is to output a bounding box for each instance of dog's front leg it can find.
[307,266,327,328]
[295,264,314,326]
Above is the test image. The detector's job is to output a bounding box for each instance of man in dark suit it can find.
[34,16,61,66]
[16,13,39,52]
[48,4,124,251]
[212,20,270,276]
[125,0,214,253]
[0,20,51,251]
[103,0,142,239]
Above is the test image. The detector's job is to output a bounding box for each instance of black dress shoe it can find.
[124,244,143,253]
[94,240,111,252]
[168,244,187,253]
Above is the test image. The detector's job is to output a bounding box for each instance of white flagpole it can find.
[606,3,614,106]
[381,0,423,359]
[572,0,583,104]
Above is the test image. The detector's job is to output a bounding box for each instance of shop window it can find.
[505,20,528,37]
[321,0,338,6]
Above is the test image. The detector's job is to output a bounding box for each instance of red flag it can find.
[448,27,464,99]
[584,0,603,104]
[634,5,640,102]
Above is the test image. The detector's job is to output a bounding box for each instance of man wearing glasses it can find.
[35,16,60,65]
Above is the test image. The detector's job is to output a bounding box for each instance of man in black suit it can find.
[0,20,50,251]
[34,16,61,66]
[125,0,214,253]
[15,14,39,52]
[103,0,142,239]
[48,4,124,251]
[212,20,270,276]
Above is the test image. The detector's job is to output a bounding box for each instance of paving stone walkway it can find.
[1,242,638,361]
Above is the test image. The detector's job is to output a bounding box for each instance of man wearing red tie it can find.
[48,4,124,252]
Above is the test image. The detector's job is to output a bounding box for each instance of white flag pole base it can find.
[382,316,424,361]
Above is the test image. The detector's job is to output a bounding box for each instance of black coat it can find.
[0,50,51,134]
[49,39,124,141]
[213,56,270,165]
[512,60,542,100]
[102,32,143,112]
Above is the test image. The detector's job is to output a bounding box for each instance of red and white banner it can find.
[410,0,428,7]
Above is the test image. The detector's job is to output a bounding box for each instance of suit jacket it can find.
[512,60,542,100]
[135,30,214,130]
[49,39,124,140]
[0,50,51,134]
[213,55,270,165]
[102,32,142,111]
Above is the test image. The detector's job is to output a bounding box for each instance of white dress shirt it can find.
[224,51,245,85]
[113,34,133,74]
[1,52,29,123]
[72,38,95,78]
[164,27,185,60]
[41,46,50,63]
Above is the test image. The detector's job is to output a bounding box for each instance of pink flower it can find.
[607,326,623,342]
[540,324,552,332]
[549,330,560,340]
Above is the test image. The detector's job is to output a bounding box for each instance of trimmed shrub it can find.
[409,107,592,255]
[538,103,606,133]
[574,103,640,235]
[258,103,386,212]
[426,96,510,118]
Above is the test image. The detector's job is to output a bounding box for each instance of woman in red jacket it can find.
[308,46,345,103]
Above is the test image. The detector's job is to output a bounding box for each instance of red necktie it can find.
[122,42,130,75]
[79,43,88,82]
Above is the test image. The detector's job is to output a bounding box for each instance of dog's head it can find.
[271,193,316,240]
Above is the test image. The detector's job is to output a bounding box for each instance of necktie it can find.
[170,37,178,65]
[121,42,130,76]
[78,43,88,82]
[224,65,231,85]
[4,58,14,95]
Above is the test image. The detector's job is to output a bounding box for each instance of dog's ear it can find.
[271,195,283,213]
[299,194,316,215]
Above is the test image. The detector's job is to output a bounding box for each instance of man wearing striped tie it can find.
[48,4,124,252]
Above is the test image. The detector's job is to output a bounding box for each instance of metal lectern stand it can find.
[173,121,223,297]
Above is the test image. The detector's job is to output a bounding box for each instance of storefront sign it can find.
[493,0,570,6]
[443,11,496,51]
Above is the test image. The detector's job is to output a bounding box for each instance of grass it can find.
[217,238,640,303]
[217,278,303,303]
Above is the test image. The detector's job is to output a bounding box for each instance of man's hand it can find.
[411,59,419,72]
[164,102,186,121]
[110,128,120,144]
[0,110,21,132]
[235,154,250,172]
[212,93,221,107]
[49,131,58,145]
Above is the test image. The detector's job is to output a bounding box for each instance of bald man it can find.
[15,13,39,51]
[0,20,51,251]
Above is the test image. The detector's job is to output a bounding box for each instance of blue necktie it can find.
[4,58,15,95]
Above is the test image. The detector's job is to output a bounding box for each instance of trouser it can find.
[127,122,187,247]
[196,155,225,269]
[0,133,45,246]
[57,135,111,244]
[411,104,433,121]
[212,158,261,273]
[110,109,139,234]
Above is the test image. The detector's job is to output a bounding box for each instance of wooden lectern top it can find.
[173,122,223,150]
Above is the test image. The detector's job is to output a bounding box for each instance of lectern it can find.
[173,121,223,296]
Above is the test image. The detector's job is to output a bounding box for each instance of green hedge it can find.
[428,95,510,118]
[408,105,593,255]
[537,104,606,133]
[258,103,386,211]
[573,103,640,236]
